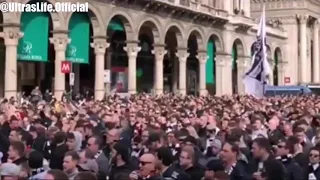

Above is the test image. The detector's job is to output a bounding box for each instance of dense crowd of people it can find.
[1,93,320,180]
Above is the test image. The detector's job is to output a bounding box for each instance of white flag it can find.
[243,5,270,97]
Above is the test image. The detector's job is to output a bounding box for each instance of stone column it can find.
[237,56,250,94]
[278,62,287,85]
[176,49,189,96]
[299,15,308,83]
[215,56,225,96]
[152,45,167,95]
[313,20,320,82]
[124,43,141,94]
[91,38,109,100]
[50,34,70,100]
[197,52,208,96]
[224,55,233,95]
[268,59,274,85]
[3,31,23,98]
[215,53,232,95]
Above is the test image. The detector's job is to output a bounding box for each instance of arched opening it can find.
[232,44,238,94]
[232,39,244,94]
[207,35,219,95]
[0,12,4,97]
[18,0,54,94]
[107,16,128,93]
[164,26,179,93]
[187,32,199,95]
[137,22,157,93]
[67,12,93,94]
[274,47,282,85]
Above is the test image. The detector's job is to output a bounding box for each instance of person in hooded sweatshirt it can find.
[28,150,49,180]
[66,131,83,152]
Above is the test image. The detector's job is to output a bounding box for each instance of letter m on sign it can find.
[61,61,71,74]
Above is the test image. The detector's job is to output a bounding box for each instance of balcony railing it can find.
[156,0,228,18]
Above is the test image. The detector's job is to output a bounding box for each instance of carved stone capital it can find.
[124,44,141,58]
[298,14,309,24]
[49,37,70,51]
[90,40,109,55]
[196,53,208,64]
[2,31,23,46]
[314,19,320,28]
[152,46,167,61]
[176,49,189,62]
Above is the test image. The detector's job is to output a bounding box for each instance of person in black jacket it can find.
[49,131,68,170]
[179,146,204,180]
[304,147,320,180]
[275,137,304,180]
[219,141,250,180]
[156,146,190,180]
[249,137,286,180]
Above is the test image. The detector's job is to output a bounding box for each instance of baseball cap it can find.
[0,163,20,176]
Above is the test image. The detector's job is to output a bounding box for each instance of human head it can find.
[44,169,68,180]
[251,137,271,160]
[155,147,173,167]
[309,147,320,165]
[0,163,20,180]
[293,127,306,144]
[63,151,80,173]
[219,141,239,163]
[8,130,21,142]
[106,128,120,145]
[8,141,25,160]
[276,138,293,157]
[179,146,196,169]
[111,142,129,164]
[74,172,97,180]
[87,136,103,154]
[139,153,157,178]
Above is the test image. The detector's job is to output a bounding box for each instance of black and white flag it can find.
[243,5,271,97]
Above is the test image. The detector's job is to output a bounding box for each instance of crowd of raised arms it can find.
[1,93,320,180]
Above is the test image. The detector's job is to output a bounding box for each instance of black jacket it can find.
[228,161,251,180]
[277,156,304,180]
[304,163,320,180]
[163,164,191,180]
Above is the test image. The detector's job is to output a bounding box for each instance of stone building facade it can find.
[0,0,287,100]
[251,0,320,86]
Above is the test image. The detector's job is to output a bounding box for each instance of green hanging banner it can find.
[18,12,49,62]
[67,13,90,64]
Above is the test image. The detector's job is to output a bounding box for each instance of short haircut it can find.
[65,151,80,161]
[91,136,103,149]
[181,146,196,164]
[156,147,173,166]
[74,172,97,180]
[47,169,68,180]
[10,141,25,157]
[253,137,272,153]
[53,131,66,144]
[66,132,75,140]
[293,127,305,134]
[224,141,239,155]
